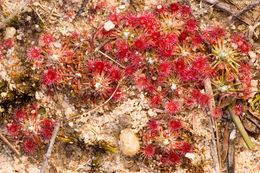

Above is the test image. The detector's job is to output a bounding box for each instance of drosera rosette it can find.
[87,59,123,103]
[142,118,192,167]
[6,105,54,153]
[202,25,253,102]
[26,32,122,105]
[93,3,214,111]
[0,38,15,60]
[97,2,204,64]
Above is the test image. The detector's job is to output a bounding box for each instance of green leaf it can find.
[38,107,46,115]
[228,105,254,150]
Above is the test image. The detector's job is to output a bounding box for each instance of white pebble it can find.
[248,51,256,59]
[120,128,140,156]
[68,122,74,127]
[65,107,73,116]
[185,153,195,160]
[230,129,236,140]
[1,92,7,97]
[104,21,115,31]
[157,5,162,9]
[4,27,16,39]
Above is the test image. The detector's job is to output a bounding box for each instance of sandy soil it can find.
[0,0,259,173]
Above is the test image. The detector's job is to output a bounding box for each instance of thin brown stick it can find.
[0,0,31,29]
[40,86,66,173]
[0,132,21,156]
[69,80,122,120]
[74,0,89,20]
[231,0,260,21]
[200,0,234,15]
[40,119,62,173]
[200,0,250,25]
[248,22,260,42]
[204,78,221,173]
[97,50,126,69]
[208,117,221,173]
[228,126,235,173]
[222,122,229,161]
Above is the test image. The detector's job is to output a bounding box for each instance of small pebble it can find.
[104,21,115,31]
[4,27,16,39]
[120,128,140,156]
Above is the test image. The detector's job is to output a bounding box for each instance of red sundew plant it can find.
[0,38,14,60]
[202,25,253,102]
[93,2,252,114]
[27,32,122,104]
[88,60,122,102]
[27,47,42,60]
[232,104,244,116]
[21,0,254,163]
[6,105,54,153]
[142,118,191,166]
[94,3,220,113]
[211,107,223,118]
[42,68,61,86]
[84,1,255,165]
[165,101,178,114]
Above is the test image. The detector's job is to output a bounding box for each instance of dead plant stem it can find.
[199,0,250,25]
[74,0,89,20]
[40,119,62,173]
[97,50,126,69]
[231,0,260,21]
[204,78,222,173]
[40,86,65,173]
[0,0,31,29]
[0,132,20,156]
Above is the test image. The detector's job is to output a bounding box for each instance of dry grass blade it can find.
[231,0,260,21]
[222,122,229,161]
[248,22,260,42]
[74,0,89,20]
[208,118,221,173]
[200,0,234,15]
[200,0,250,25]
[40,119,62,173]
[228,128,236,173]
[0,132,20,156]
[40,86,66,173]
[97,50,126,69]
[204,78,222,173]
[246,116,260,129]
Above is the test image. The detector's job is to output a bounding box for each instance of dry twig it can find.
[231,0,260,21]
[222,122,229,161]
[204,78,221,173]
[40,119,62,173]
[248,22,260,42]
[74,0,89,20]
[0,0,31,29]
[97,50,126,69]
[200,0,250,25]
[40,87,66,173]
[0,132,20,156]
[228,127,236,173]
